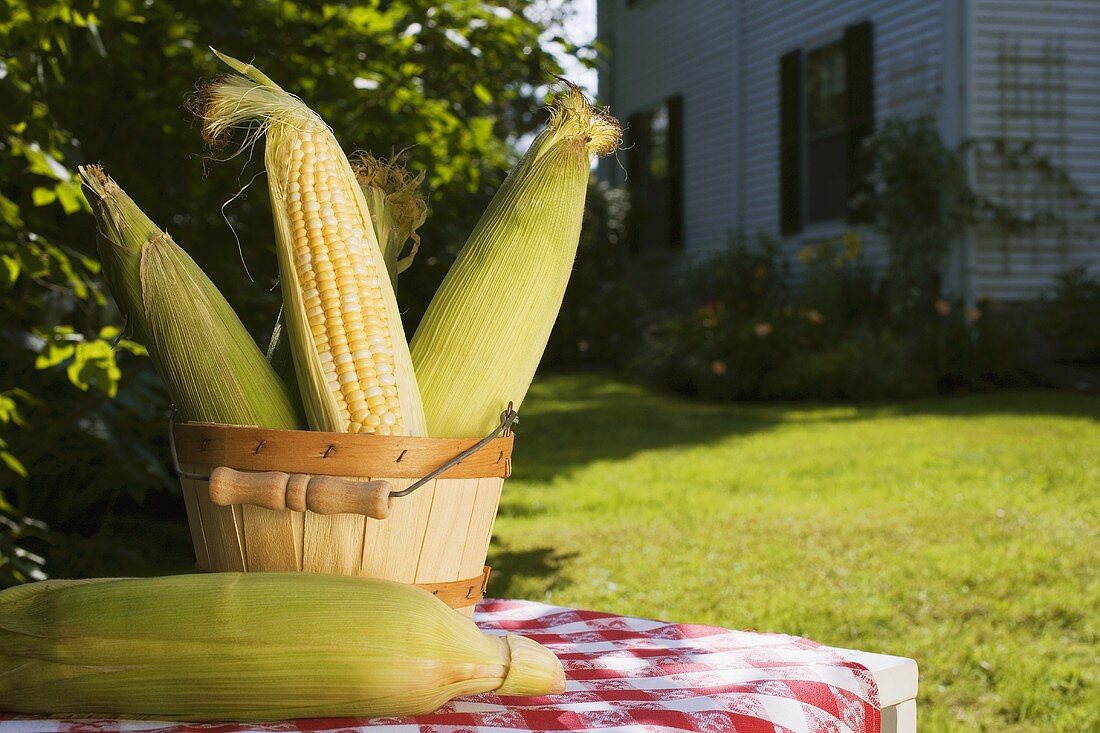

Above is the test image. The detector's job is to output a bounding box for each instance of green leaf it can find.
[117,338,148,357]
[0,194,23,228]
[42,242,89,299]
[0,449,27,478]
[1,255,19,285]
[473,83,493,104]
[469,116,495,147]
[0,393,26,426]
[54,180,84,214]
[21,142,69,181]
[67,338,123,397]
[34,339,75,369]
[32,187,57,206]
[76,251,100,274]
[99,325,122,341]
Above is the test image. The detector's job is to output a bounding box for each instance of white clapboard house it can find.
[596,0,1099,301]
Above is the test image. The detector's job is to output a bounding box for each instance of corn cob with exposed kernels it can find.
[201,51,425,436]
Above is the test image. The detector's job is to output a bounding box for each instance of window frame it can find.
[778,21,875,236]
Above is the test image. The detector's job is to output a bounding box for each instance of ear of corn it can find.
[411,87,621,437]
[0,573,565,720]
[80,166,302,429]
[354,154,428,286]
[201,51,426,437]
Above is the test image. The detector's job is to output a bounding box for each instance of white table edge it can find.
[829,648,918,733]
[830,648,918,707]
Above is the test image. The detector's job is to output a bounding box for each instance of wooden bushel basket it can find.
[168,411,515,615]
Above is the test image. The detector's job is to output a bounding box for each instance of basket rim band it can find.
[172,422,514,480]
[419,566,493,609]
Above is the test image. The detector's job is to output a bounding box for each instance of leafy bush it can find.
[761,327,936,400]
[855,117,973,299]
[926,299,1023,390]
[632,237,800,399]
[635,303,804,401]
[1036,267,1100,362]
[629,234,1025,402]
[0,0,574,586]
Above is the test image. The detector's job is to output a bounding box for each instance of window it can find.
[805,40,849,222]
[779,21,874,234]
[627,96,684,253]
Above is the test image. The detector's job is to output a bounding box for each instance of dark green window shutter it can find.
[779,49,803,235]
[667,94,685,250]
[844,21,874,224]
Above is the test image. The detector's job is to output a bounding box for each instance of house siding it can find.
[740,0,947,275]
[968,0,1100,301]
[599,0,949,267]
[597,0,740,255]
[598,0,1100,302]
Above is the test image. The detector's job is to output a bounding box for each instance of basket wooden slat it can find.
[179,473,210,571]
[416,477,479,584]
[243,505,298,571]
[460,478,506,581]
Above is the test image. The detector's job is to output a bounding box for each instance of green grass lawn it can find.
[488,374,1100,733]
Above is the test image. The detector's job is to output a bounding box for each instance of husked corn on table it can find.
[0,599,917,733]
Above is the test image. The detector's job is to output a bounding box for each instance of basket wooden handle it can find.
[208,467,393,519]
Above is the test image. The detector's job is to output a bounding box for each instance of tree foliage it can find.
[0,0,569,585]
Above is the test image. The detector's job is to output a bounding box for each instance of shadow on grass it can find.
[487,542,578,599]
[510,375,787,484]
[880,388,1100,421]
[510,374,1100,484]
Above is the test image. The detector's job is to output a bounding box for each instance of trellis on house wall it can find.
[978,34,1070,274]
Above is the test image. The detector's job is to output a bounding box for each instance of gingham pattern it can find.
[0,599,880,733]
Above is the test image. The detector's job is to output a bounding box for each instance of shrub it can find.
[632,237,827,400]
[628,234,1024,402]
[761,327,937,400]
[1036,267,1100,363]
[634,302,806,400]
[924,299,1023,391]
[856,117,973,300]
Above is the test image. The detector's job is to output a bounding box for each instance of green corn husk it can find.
[80,166,301,428]
[0,573,565,720]
[354,153,428,286]
[411,87,621,437]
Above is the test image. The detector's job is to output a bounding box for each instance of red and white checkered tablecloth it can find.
[0,599,880,733]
